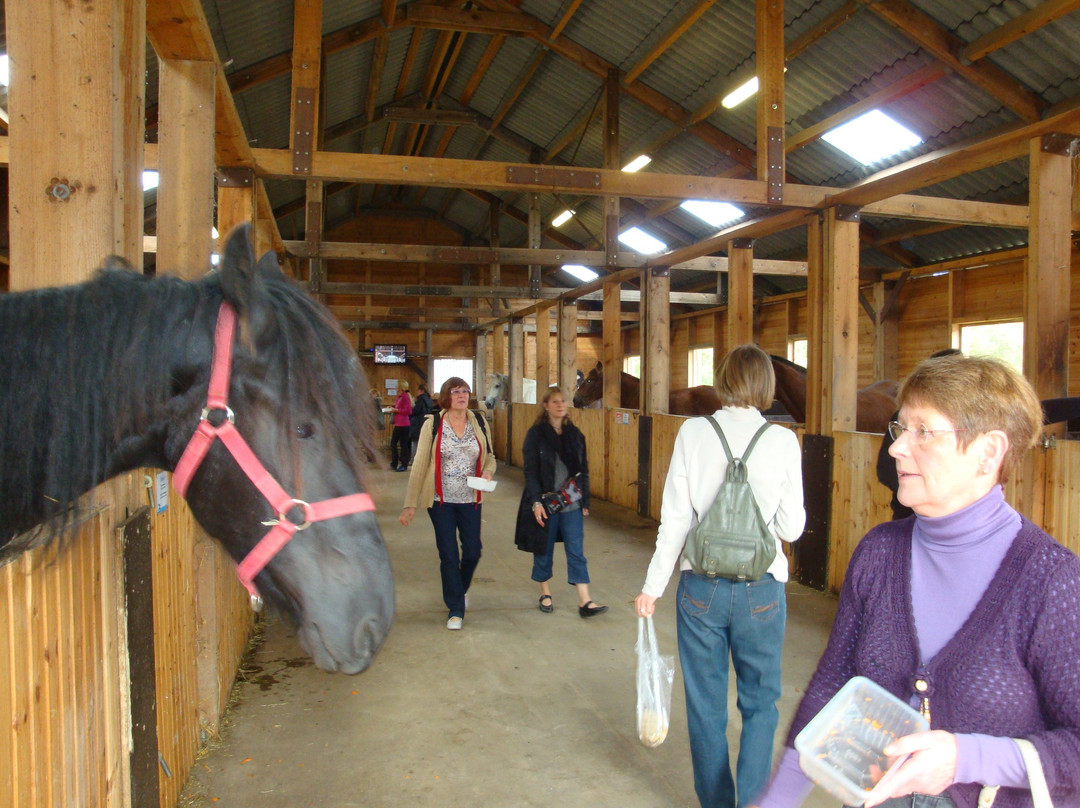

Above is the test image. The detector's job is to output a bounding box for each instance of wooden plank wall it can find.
[1,472,253,808]
[606,410,641,510]
[574,408,608,501]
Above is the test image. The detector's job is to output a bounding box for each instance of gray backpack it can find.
[683,418,776,581]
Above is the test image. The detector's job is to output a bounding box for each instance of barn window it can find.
[788,338,808,368]
[433,358,474,395]
[959,322,1023,372]
[689,346,714,387]
[623,355,641,378]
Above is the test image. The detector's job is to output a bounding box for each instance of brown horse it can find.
[769,355,897,433]
[572,361,720,416]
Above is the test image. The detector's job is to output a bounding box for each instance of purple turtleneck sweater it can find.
[757,487,1080,808]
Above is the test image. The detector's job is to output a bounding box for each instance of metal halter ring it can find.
[200,404,235,425]
[277,499,313,531]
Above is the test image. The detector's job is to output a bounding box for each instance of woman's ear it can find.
[978,430,1010,475]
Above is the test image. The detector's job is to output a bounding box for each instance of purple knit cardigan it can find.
[785,518,1080,808]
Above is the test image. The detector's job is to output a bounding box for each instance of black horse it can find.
[0,225,394,674]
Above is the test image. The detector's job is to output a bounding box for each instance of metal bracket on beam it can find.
[216,167,254,188]
[730,238,755,250]
[835,205,861,223]
[767,125,784,205]
[648,266,670,278]
[292,86,317,175]
[1041,132,1078,156]
[506,165,602,190]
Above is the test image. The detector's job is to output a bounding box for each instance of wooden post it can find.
[644,267,671,415]
[216,169,257,253]
[873,281,900,383]
[157,59,216,279]
[603,68,621,271]
[822,207,861,435]
[726,239,755,348]
[1025,135,1072,419]
[558,302,579,397]
[603,280,623,407]
[475,332,488,400]
[509,319,525,403]
[535,307,551,388]
[756,0,786,202]
[805,214,825,433]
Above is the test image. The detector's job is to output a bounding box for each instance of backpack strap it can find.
[703,416,772,463]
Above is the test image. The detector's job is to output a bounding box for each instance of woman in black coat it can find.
[514,387,607,617]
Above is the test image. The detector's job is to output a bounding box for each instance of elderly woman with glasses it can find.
[400,377,495,631]
[755,354,1080,808]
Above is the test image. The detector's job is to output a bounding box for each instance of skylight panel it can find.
[680,200,745,228]
[562,264,598,282]
[618,227,667,255]
[821,110,922,166]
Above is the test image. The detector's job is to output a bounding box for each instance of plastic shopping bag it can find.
[636,615,675,748]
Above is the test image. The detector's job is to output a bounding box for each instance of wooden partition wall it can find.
[1,472,253,808]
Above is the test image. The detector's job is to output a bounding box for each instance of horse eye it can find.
[296,422,316,440]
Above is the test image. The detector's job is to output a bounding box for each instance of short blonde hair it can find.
[714,344,775,411]
[897,354,1042,483]
[399,380,410,393]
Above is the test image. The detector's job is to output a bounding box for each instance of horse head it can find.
[573,361,604,408]
[484,372,507,409]
[168,227,394,674]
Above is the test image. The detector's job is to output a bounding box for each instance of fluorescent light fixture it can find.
[141,170,159,191]
[562,264,598,282]
[822,109,923,166]
[622,154,652,173]
[680,200,745,228]
[552,209,574,227]
[722,76,758,109]
[618,227,667,255]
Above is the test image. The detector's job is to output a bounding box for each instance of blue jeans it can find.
[428,502,482,619]
[676,571,786,808]
[530,508,590,585]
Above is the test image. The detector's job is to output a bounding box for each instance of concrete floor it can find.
[180,462,841,808]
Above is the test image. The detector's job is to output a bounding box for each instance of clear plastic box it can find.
[794,676,930,806]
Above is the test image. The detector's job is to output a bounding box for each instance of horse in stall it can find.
[0,225,394,675]
[571,361,721,415]
[484,372,537,407]
[769,355,897,433]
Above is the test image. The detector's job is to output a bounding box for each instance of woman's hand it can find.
[532,502,547,526]
[399,507,415,527]
[481,471,493,481]
[635,593,657,617]
[864,731,957,807]
[582,508,589,517]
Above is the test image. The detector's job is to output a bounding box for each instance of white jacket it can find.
[641,406,806,597]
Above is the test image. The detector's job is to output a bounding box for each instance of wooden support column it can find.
[306,179,325,299]
[8,0,146,288]
[873,281,900,383]
[509,318,525,403]
[821,207,861,435]
[289,0,322,178]
[603,280,623,407]
[805,214,825,433]
[558,301,579,397]
[1025,134,1073,416]
[157,60,216,279]
[489,202,505,379]
[756,0,785,203]
[726,239,755,348]
[475,332,489,401]
[535,307,551,388]
[216,168,256,253]
[603,68,621,269]
[643,267,671,415]
[528,192,542,297]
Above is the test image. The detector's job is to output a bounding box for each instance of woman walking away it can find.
[390,380,413,471]
[409,382,436,466]
[515,387,607,617]
[754,353,1080,808]
[400,378,496,630]
[635,344,805,808]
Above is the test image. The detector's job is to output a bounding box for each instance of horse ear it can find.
[102,255,137,272]
[217,224,273,341]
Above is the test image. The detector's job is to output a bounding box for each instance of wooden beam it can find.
[549,0,584,41]
[623,0,717,85]
[726,240,754,347]
[961,0,1080,63]
[756,0,785,193]
[558,301,579,394]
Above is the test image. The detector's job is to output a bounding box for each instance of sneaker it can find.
[446,616,463,630]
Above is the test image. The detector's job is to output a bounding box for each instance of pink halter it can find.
[172,302,376,609]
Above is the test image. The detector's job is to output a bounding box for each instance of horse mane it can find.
[0,266,378,550]
[768,354,806,373]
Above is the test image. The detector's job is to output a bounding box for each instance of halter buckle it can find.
[274,498,313,531]
[201,405,235,426]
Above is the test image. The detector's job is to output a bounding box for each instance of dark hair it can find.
[437,377,471,410]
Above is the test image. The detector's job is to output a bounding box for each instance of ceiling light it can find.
[552,209,574,227]
[562,264,598,282]
[722,77,758,109]
[618,227,667,255]
[680,200,745,228]
[622,154,652,173]
[822,109,922,166]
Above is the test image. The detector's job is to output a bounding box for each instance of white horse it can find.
[484,373,537,407]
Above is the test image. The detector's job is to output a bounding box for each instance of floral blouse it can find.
[436,420,481,504]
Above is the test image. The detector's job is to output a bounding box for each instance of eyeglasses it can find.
[887,420,965,444]
[449,388,471,396]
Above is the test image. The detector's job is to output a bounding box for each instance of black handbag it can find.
[541,473,583,515]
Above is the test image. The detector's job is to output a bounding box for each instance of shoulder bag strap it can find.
[977,738,1053,808]
[703,416,734,463]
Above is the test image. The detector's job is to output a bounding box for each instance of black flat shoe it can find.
[538,594,553,613]
[578,601,608,618]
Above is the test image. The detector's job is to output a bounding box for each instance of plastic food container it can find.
[794,676,929,806]
[466,476,497,492]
